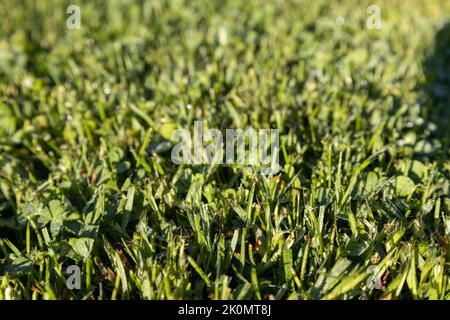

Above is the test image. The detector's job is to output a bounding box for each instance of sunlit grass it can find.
[0,0,449,300]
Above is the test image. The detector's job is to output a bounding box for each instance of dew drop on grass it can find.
[22,77,33,88]
[335,16,345,26]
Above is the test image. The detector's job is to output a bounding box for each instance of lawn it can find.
[0,0,449,300]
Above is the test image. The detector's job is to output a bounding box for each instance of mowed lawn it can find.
[0,0,449,299]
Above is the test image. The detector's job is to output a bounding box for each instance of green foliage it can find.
[0,0,449,300]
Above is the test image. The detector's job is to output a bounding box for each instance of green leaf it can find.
[406,160,427,182]
[356,171,379,195]
[69,238,95,261]
[394,176,416,197]
[188,256,210,286]
[315,188,332,206]
[6,257,33,274]
[160,123,178,141]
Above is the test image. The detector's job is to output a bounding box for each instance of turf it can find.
[0,0,449,300]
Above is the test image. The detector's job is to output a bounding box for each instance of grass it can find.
[0,0,449,300]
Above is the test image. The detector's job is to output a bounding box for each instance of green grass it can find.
[0,0,449,300]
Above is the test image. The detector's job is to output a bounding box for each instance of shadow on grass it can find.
[422,22,450,155]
